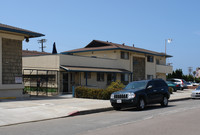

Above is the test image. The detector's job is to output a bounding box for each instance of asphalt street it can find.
[0,99,200,135]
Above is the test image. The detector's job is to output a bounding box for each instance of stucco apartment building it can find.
[23,40,173,95]
[0,23,44,98]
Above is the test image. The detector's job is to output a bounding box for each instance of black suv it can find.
[110,79,170,110]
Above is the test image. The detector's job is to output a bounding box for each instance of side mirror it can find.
[147,85,153,89]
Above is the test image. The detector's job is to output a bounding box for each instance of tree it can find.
[167,69,183,79]
[193,71,196,77]
[167,69,199,82]
[52,42,57,54]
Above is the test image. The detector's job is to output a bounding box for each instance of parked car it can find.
[166,81,180,92]
[192,82,199,86]
[186,82,193,87]
[110,79,170,110]
[168,78,187,90]
[191,86,200,99]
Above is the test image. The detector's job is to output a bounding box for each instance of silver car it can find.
[191,86,200,99]
[169,78,187,90]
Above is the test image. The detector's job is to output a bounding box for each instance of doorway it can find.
[63,73,68,94]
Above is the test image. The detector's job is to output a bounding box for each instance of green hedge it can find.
[75,86,120,100]
[75,81,125,100]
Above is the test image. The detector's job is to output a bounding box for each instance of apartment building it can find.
[23,40,173,95]
[62,40,173,80]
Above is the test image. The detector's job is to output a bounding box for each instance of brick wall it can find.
[2,38,22,84]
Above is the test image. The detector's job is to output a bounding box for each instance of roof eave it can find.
[61,48,173,57]
[0,27,45,38]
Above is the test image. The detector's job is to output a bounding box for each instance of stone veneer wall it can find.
[2,38,22,84]
[132,57,145,81]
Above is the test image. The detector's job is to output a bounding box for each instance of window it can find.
[147,56,154,62]
[97,73,104,81]
[107,73,116,85]
[156,59,160,64]
[121,73,129,84]
[147,75,153,80]
[84,72,91,79]
[121,51,129,59]
[154,80,167,87]
[147,81,155,88]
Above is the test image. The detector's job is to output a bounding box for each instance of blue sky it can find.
[1,0,200,74]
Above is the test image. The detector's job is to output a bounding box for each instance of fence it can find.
[23,69,59,96]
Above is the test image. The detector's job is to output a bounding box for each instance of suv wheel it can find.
[161,96,168,107]
[137,98,145,110]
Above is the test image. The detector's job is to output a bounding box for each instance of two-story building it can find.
[62,40,172,80]
[23,40,173,95]
[0,23,44,98]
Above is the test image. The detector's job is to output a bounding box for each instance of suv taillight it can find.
[181,80,184,85]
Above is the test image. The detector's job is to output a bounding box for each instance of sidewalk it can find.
[0,89,193,127]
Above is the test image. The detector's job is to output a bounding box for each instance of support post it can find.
[85,72,88,86]
[72,86,75,97]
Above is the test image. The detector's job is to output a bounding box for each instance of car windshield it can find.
[124,81,148,90]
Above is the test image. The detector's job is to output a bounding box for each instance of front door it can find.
[107,73,116,85]
[145,81,158,103]
[63,73,68,94]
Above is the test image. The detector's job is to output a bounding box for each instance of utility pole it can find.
[188,67,193,75]
[38,39,47,52]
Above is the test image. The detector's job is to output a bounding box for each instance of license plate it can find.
[117,99,122,103]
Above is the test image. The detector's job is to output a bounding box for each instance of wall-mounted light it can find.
[25,37,29,42]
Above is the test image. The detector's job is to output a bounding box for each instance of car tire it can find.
[137,98,145,110]
[161,96,168,107]
[113,107,121,111]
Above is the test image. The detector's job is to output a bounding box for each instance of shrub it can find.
[168,87,173,94]
[106,80,125,91]
[75,81,125,100]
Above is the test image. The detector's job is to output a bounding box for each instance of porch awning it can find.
[60,65,131,73]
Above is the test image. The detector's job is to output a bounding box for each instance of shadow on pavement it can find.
[0,95,73,102]
[119,104,176,112]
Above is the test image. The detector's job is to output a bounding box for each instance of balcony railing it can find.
[156,64,173,74]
